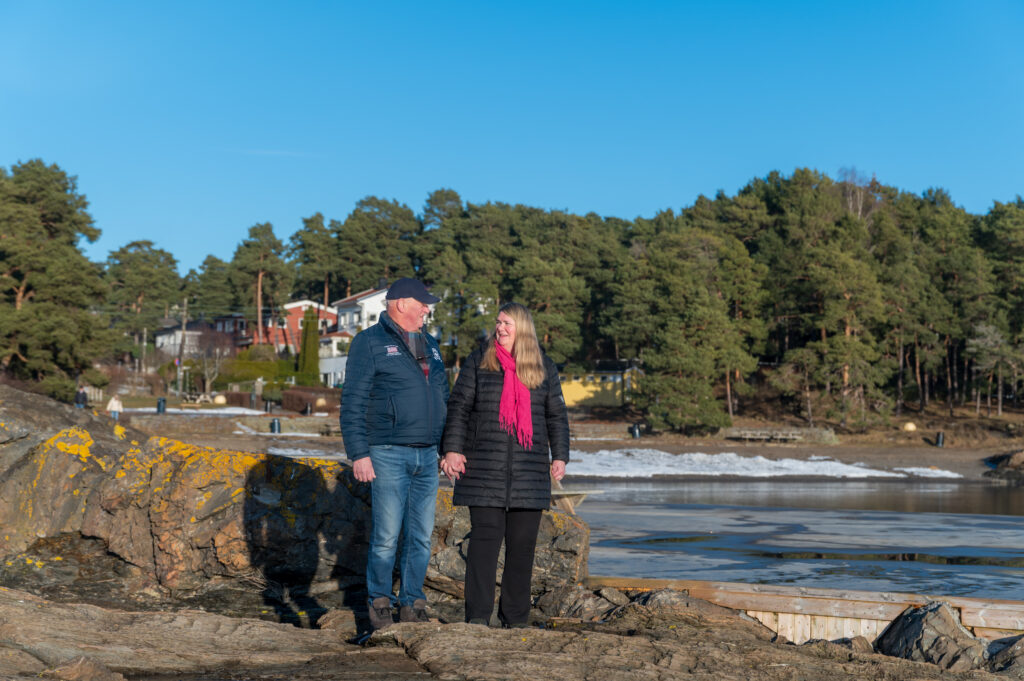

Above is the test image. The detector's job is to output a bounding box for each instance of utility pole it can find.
[176,297,189,396]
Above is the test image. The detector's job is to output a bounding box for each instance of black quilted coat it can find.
[441,346,570,510]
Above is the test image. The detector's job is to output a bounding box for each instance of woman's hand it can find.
[550,459,566,482]
[441,452,467,482]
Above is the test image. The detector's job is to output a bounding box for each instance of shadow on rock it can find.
[243,456,371,628]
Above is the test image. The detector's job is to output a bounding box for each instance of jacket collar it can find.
[380,310,426,338]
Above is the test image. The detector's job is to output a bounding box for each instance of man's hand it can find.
[353,457,375,483]
[550,459,566,482]
[440,452,466,482]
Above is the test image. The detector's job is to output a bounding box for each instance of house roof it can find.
[282,299,337,313]
[321,330,353,338]
[331,287,386,307]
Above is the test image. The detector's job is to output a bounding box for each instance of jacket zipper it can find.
[504,433,513,510]
[385,319,435,442]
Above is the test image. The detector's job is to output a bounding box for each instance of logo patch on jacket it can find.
[386,345,400,355]
[432,347,441,361]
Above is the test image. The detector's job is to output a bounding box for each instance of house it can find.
[331,283,440,337]
[259,300,339,354]
[153,321,213,358]
[211,313,253,349]
[318,330,352,387]
[331,287,389,336]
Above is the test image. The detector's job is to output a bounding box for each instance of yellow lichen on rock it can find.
[42,427,105,472]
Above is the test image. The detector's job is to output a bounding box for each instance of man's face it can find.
[394,298,430,331]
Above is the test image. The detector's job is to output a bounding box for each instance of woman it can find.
[105,394,123,422]
[441,302,570,627]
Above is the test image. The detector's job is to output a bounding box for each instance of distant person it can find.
[105,394,123,422]
[74,387,88,409]
[441,302,570,627]
[340,277,448,632]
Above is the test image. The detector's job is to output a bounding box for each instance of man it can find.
[340,277,448,631]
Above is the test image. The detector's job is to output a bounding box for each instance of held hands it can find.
[551,459,566,482]
[352,457,376,483]
[441,452,466,482]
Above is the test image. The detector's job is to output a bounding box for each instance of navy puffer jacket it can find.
[441,346,570,510]
[340,312,448,461]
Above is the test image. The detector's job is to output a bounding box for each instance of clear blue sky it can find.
[2,1,1022,274]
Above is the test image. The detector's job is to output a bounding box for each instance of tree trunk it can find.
[725,371,734,418]
[949,340,959,407]
[914,339,924,412]
[998,365,1004,416]
[896,337,904,416]
[986,372,993,417]
[944,335,954,418]
[962,351,970,405]
[803,371,814,426]
[974,363,981,415]
[256,270,265,345]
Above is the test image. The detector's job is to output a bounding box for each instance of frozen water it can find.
[578,480,1024,600]
[568,448,960,479]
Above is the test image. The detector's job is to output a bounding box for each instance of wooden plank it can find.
[794,614,811,643]
[809,615,827,641]
[776,612,796,642]
[861,619,882,642]
[957,603,1024,631]
[683,586,912,621]
[587,577,932,606]
[747,610,777,631]
[973,627,1024,641]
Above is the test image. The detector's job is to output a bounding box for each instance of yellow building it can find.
[558,371,628,408]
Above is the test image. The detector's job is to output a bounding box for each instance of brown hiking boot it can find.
[368,596,395,631]
[399,598,430,623]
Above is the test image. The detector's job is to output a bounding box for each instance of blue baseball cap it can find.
[385,278,440,304]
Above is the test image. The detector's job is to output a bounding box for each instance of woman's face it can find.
[495,311,516,351]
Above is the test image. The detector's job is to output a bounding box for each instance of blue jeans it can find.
[366,444,439,607]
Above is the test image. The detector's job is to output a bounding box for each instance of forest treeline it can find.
[3,159,1023,430]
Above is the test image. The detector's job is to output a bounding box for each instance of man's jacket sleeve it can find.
[340,333,374,461]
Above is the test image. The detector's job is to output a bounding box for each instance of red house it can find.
[259,300,339,354]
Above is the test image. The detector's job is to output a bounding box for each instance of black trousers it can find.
[464,507,542,625]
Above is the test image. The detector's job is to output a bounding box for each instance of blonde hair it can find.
[480,302,545,388]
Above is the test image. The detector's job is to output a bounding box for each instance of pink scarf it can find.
[495,343,533,449]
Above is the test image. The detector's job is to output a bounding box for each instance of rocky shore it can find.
[2,384,1024,680]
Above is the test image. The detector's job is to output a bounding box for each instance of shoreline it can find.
[567,436,1010,481]
[123,411,1020,483]
[145,432,1010,482]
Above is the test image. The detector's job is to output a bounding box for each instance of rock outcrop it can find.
[985,450,1024,486]
[989,634,1024,678]
[0,585,1007,681]
[0,384,588,619]
[875,601,989,672]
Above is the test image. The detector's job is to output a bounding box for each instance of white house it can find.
[331,287,389,335]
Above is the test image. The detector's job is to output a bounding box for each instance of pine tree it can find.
[296,306,321,386]
[106,240,181,344]
[230,223,292,347]
[0,160,113,398]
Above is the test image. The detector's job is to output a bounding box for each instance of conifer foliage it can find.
[4,158,1024,428]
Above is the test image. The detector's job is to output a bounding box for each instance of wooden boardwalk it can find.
[587,577,1024,644]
